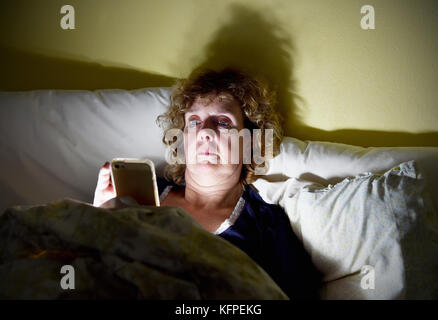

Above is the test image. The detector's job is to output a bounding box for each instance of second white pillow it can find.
[256,161,438,299]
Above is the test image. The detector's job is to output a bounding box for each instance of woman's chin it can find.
[192,161,219,170]
[187,159,234,172]
[195,155,220,165]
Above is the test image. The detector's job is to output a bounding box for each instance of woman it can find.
[93,68,322,299]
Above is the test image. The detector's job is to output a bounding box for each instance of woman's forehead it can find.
[188,94,241,114]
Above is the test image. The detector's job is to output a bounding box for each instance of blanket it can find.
[0,199,287,299]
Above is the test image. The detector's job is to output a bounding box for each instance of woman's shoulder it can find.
[244,184,283,209]
[243,184,289,223]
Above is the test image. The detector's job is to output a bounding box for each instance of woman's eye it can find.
[217,120,231,127]
[188,119,200,127]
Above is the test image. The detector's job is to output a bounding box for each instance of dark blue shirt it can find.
[157,177,322,299]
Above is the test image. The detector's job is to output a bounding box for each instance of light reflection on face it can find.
[183,94,245,178]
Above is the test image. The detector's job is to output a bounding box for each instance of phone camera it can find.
[115,164,120,169]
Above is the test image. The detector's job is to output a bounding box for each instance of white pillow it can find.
[0,88,170,212]
[263,137,438,213]
[255,161,438,299]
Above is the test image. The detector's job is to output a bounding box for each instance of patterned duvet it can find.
[0,199,287,299]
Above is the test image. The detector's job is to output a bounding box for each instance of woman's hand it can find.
[93,161,140,209]
[93,161,116,207]
[99,196,139,209]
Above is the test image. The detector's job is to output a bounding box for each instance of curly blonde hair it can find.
[156,68,283,186]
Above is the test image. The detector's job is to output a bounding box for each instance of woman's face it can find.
[183,94,246,184]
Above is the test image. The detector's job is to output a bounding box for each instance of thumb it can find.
[118,197,139,206]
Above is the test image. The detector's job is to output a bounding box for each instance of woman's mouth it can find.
[198,150,217,156]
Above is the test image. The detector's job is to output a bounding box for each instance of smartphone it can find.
[110,158,160,206]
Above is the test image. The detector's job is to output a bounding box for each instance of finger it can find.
[99,164,111,176]
[100,197,130,209]
[97,161,111,176]
[119,197,139,206]
[98,171,111,182]
[94,187,115,206]
[101,161,111,172]
[96,174,111,191]
[99,197,118,209]
[103,183,114,194]
[96,164,112,189]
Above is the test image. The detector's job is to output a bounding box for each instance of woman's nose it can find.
[198,119,216,141]
[198,127,214,141]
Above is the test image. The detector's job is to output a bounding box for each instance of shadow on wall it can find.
[186,4,438,147]
[0,4,437,147]
[0,45,176,91]
[186,4,300,135]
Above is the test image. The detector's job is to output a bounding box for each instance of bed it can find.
[0,88,437,299]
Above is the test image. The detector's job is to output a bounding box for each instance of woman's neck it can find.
[183,170,244,209]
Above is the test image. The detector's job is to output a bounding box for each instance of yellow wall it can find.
[1,0,437,147]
